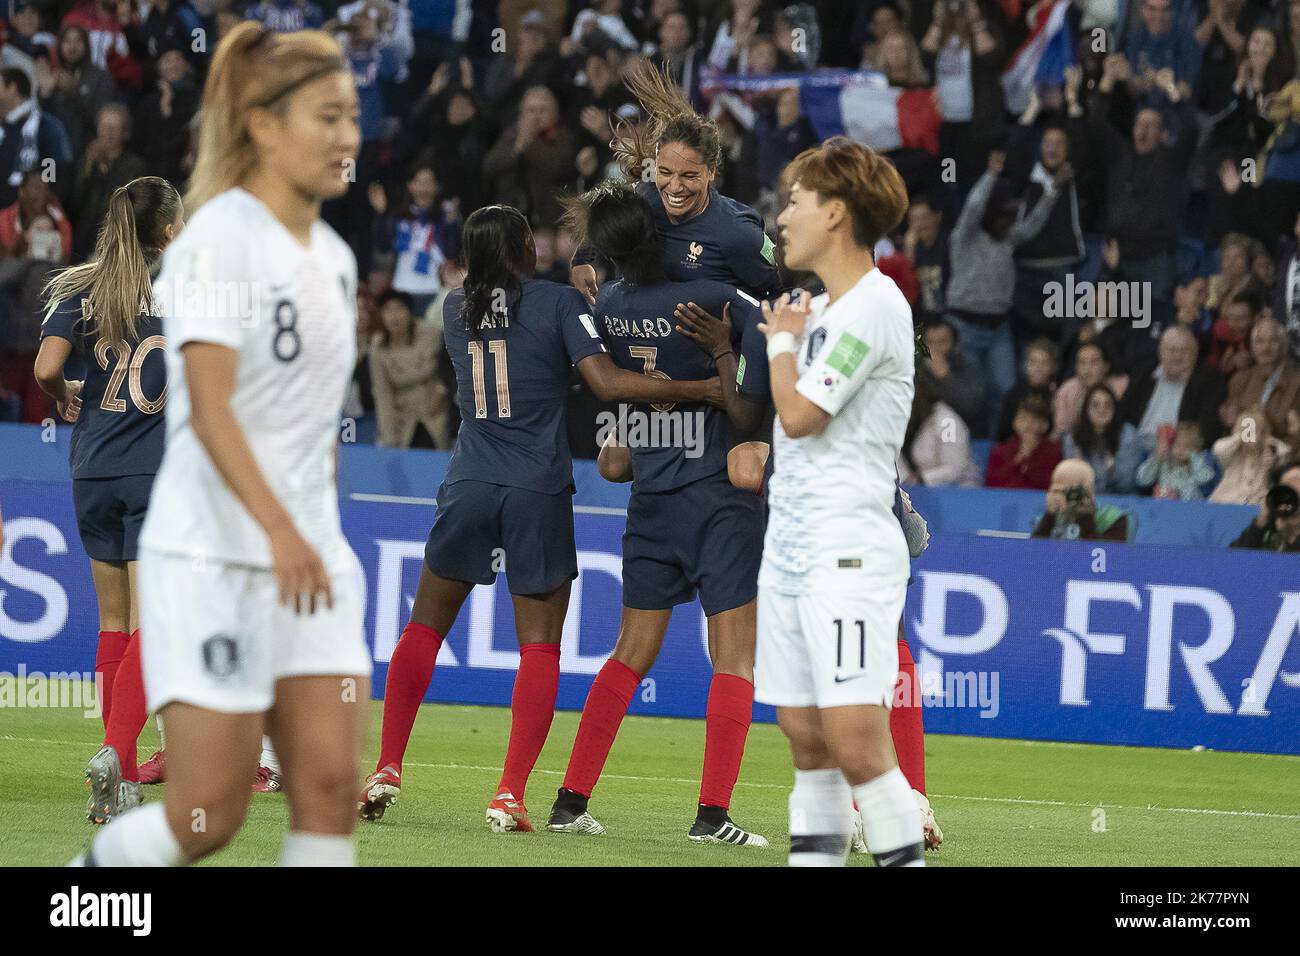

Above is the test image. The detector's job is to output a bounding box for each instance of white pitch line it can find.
[7,736,1299,821]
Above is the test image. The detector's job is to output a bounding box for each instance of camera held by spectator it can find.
[1231,482,1300,552]
[1032,459,1131,542]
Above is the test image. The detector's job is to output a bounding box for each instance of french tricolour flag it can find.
[1001,0,1074,115]
[701,70,941,154]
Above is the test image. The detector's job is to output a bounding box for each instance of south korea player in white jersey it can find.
[72,23,371,867]
[754,137,924,867]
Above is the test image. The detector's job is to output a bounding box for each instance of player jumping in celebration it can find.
[544,181,768,845]
[359,205,721,831]
[753,137,924,867]
[35,176,182,821]
[71,23,370,867]
[569,61,780,304]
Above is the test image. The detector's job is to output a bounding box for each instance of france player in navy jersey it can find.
[569,61,781,303]
[543,181,769,846]
[34,176,183,820]
[361,205,722,831]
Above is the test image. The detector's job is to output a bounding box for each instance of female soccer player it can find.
[569,61,781,302]
[754,137,924,867]
[359,204,721,832]
[35,176,182,821]
[545,181,771,846]
[72,23,370,867]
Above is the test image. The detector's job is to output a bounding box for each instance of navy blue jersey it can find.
[442,278,608,494]
[576,181,781,296]
[596,277,761,493]
[40,296,167,480]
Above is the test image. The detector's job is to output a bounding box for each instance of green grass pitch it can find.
[2,690,1298,866]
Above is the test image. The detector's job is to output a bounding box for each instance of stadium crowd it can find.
[4,0,1300,514]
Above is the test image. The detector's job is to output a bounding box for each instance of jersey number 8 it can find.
[273,300,301,363]
[94,335,167,415]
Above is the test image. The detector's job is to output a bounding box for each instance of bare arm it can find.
[183,342,332,613]
[576,352,721,406]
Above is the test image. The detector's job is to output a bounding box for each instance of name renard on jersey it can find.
[602,314,674,339]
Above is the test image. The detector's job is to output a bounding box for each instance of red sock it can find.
[497,642,561,801]
[562,659,640,798]
[94,631,130,729]
[104,631,146,782]
[699,673,753,809]
[890,637,926,794]
[376,621,443,775]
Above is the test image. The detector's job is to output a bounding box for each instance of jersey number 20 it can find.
[94,336,166,415]
[468,340,510,418]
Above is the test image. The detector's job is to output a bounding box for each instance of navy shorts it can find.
[623,470,764,617]
[424,479,578,596]
[72,475,155,562]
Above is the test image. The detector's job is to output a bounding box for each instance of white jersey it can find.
[140,187,358,572]
[760,268,915,594]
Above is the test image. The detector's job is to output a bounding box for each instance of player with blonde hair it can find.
[71,22,370,867]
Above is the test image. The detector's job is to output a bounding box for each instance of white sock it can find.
[156,715,166,750]
[84,802,186,867]
[788,768,853,867]
[279,831,355,867]
[259,736,281,774]
[852,768,925,867]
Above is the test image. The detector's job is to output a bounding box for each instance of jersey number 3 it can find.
[94,336,166,415]
[468,340,511,418]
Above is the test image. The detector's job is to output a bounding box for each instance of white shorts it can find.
[138,547,371,714]
[754,583,905,709]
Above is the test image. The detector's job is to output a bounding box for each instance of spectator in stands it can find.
[1136,420,1217,499]
[1031,458,1131,541]
[898,374,982,487]
[1208,232,1264,311]
[69,102,146,260]
[1206,286,1261,376]
[920,319,984,431]
[1219,316,1300,444]
[1122,0,1200,107]
[995,337,1058,442]
[36,25,116,161]
[985,392,1062,489]
[131,46,198,187]
[1089,52,1197,306]
[1230,481,1300,551]
[0,67,73,210]
[947,148,1063,436]
[1062,383,1143,493]
[371,164,461,316]
[1212,405,1292,504]
[1121,324,1226,451]
[920,0,1008,177]
[483,84,580,227]
[244,0,324,33]
[1010,122,1085,346]
[62,0,141,90]
[369,290,452,449]
[904,191,948,327]
[1055,340,1129,438]
[0,167,71,262]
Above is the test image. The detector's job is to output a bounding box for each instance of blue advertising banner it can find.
[2,476,1297,754]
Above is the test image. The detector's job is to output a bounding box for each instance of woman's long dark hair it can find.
[460,204,533,339]
[562,179,667,285]
[1072,383,1123,458]
[902,372,939,482]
